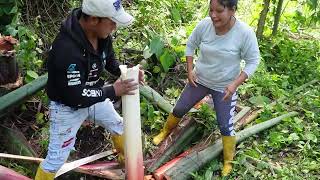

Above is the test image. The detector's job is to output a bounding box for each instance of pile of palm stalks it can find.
[0,76,317,179]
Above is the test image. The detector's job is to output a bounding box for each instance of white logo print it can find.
[82,89,103,97]
[92,63,97,70]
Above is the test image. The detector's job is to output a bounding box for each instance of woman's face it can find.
[209,0,235,29]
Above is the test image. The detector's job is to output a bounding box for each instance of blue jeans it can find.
[41,99,123,172]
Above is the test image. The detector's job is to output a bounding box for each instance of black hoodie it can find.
[46,9,121,108]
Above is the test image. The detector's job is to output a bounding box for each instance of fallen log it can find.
[0,165,31,180]
[163,112,298,180]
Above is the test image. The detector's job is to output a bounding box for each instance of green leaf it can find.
[36,113,45,124]
[204,168,213,180]
[159,49,175,72]
[288,133,300,142]
[305,133,317,143]
[5,26,18,36]
[26,70,39,79]
[3,6,14,14]
[249,96,271,107]
[170,7,181,23]
[170,37,179,46]
[9,5,17,14]
[153,66,161,73]
[149,36,164,58]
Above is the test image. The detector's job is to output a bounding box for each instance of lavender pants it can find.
[173,83,237,136]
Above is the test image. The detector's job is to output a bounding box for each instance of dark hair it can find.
[80,10,91,20]
[211,0,238,10]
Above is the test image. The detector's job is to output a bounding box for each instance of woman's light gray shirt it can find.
[186,17,260,92]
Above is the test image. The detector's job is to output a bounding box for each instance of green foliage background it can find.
[0,0,319,179]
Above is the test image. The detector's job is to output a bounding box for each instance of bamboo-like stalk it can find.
[139,85,197,113]
[139,85,173,113]
[163,112,298,180]
[120,65,144,180]
[0,74,47,113]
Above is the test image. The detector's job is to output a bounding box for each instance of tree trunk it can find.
[272,0,284,36]
[256,0,271,39]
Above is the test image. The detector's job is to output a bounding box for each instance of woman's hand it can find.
[222,82,237,101]
[138,68,145,85]
[188,70,198,87]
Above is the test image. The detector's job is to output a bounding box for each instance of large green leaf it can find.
[170,7,181,23]
[249,95,271,107]
[159,49,175,72]
[26,70,39,79]
[149,36,164,58]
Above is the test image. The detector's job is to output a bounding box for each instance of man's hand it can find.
[222,82,237,101]
[113,78,138,96]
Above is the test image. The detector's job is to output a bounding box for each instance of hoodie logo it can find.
[113,0,121,11]
[92,63,97,70]
[67,64,77,72]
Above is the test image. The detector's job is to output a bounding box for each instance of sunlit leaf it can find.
[159,49,175,72]
[149,36,164,58]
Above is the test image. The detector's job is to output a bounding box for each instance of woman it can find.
[153,0,260,176]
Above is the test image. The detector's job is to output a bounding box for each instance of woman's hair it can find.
[211,0,238,10]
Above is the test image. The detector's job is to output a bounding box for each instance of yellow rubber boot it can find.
[221,136,236,176]
[152,113,180,145]
[35,166,55,180]
[111,134,125,165]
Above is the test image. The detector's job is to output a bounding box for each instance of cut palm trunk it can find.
[0,165,31,180]
[120,65,144,180]
[146,116,200,172]
[163,112,298,180]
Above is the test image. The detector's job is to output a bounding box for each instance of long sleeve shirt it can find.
[186,17,260,92]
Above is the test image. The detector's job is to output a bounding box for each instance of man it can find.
[35,0,144,179]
